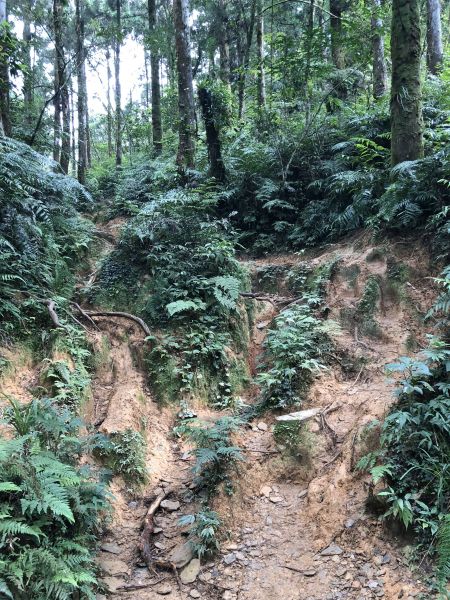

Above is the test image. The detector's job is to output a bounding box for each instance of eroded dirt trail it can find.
[89,234,435,600]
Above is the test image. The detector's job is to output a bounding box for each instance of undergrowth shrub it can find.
[95,429,148,487]
[359,267,450,589]
[174,416,243,498]
[0,138,92,341]
[179,509,222,559]
[0,398,110,600]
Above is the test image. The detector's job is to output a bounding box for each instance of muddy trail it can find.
[85,228,435,600]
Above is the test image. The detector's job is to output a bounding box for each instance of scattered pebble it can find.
[257,422,268,431]
[320,543,343,556]
[190,590,201,598]
[156,584,172,595]
[161,500,180,512]
[224,553,236,565]
[269,495,284,503]
[180,559,201,584]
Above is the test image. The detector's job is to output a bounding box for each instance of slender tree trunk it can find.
[330,0,345,69]
[218,0,231,87]
[0,0,10,136]
[106,47,113,158]
[304,0,315,90]
[237,0,257,119]
[391,0,423,164]
[75,0,87,184]
[85,68,91,168]
[198,85,225,182]
[148,0,163,154]
[23,0,33,130]
[70,80,76,173]
[174,0,196,170]
[114,0,122,166]
[53,0,70,172]
[371,0,387,98]
[426,0,443,74]
[256,0,266,109]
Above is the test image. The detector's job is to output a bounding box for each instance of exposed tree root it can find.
[77,309,151,336]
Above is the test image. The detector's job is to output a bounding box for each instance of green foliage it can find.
[359,268,450,582]
[0,138,92,340]
[174,417,243,498]
[273,420,306,458]
[0,398,110,600]
[95,429,148,486]
[256,303,330,410]
[179,509,222,559]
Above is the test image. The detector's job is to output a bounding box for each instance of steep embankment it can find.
[84,230,436,600]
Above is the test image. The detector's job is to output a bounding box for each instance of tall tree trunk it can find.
[371,0,387,98]
[391,0,423,164]
[114,0,122,166]
[106,47,113,158]
[330,0,345,69]
[237,0,257,119]
[75,0,87,184]
[426,0,443,74]
[23,0,33,130]
[218,0,231,87]
[303,0,315,90]
[85,68,91,168]
[198,85,225,182]
[70,80,76,174]
[256,0,266,109]
[0,0,10,136]
[148,0,163,154]
[174,0,196,170]
[53,0,70,172]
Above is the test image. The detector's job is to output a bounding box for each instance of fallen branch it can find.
[139,489,171,568]
[44,299,63,328]
[80,310,151,336]
[117,579,167,591]
[71,303,100,330]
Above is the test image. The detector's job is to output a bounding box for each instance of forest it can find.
[0,0,449,598]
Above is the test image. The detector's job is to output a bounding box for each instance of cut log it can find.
[275,408,322,422]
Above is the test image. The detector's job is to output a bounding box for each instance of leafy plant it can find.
[179,509,222,558]
[0,397,110,600]
[95,429,148,486]
[174,417,243,498]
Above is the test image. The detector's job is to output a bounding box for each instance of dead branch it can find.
[44,300,63,328]
[139,488,171,568]
[70,303,100,330]
[92,229,116,244]
[80,310,151,336]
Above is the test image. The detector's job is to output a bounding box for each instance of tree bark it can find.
[106,47,113,158]
[75,0,87,184]
[426,0,443,75]
[23,0,33,130]
[198,85,225,182]
[148,0,163,154]
[330,0,345,69]
[53,0,70,173]
[256,0,266,109]
[0,0,11,136]
[391,0,424,164]
[371,0,387,98]
[114,0,122,166]
[236,0,257,119]
[174,0,196,170]
[218,0,231,87]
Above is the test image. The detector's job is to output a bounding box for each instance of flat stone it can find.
[224,553,236,565]
[180,559,201,584]
[169,542,194,568]
[304,570,317,577]
[156,584,173,595]
[223,592,234,600]
[367,580,380,589]
[161,499,180,511]
[320,543,343,556]
[257,422,268,431]
[269,496,284,503]
[266,516,273,525]
[190,590,201,598]
[154,542,166,550]
[98,556,130,576]
[101,577,125,592]
[100,542,121,555]
[260,485,272,497]
[256,320,270,329]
